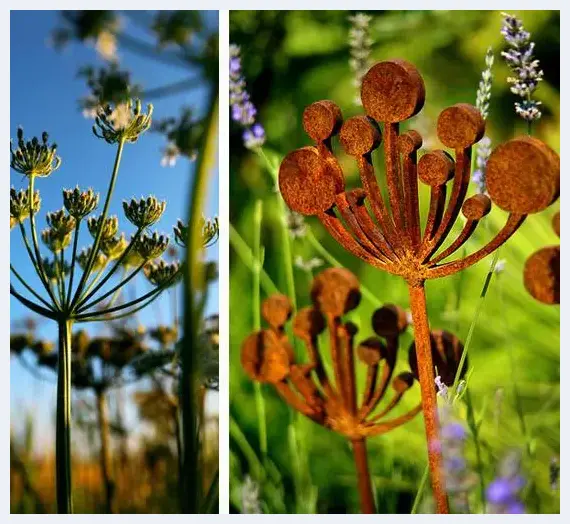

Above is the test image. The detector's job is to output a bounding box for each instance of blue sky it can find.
[10,11,219,445]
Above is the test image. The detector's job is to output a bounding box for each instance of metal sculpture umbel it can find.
[278,59,560,513]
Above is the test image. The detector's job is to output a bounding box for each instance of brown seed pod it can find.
[398,130,423,154]
[241,329,291,384]
[357,337,387,366]
[311,267,361,317]
[523,246,560,305]
[392,371,415,393]
[339,116,382,156]
[279,147,339,216]
[408,330,466,387]
[361,60,425,123]
[303,100,343,142]
[292,306,326,341]
[372,304,408,337]
[462,193,492,220]
[553,212,560,238]
[418,150,455,187]
[486,137,560,214]
[436,103,485,149]
[262,294,293,331]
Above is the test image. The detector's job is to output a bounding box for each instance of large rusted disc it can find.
[303,100,343,142]
[437,104,485,149]
[279,147,339,216]
[398,130,423,155]
[418,150,455,187]
[357,337,387,366]
[261,294,293,330]
[486,137,560,214]
[524,246,560,305]
[292,306,326,340]
[241,330,291,384]
[310,267,361,317]
[462,193,492,220]
[372,304,409,337]
[339,116,382,156]
[361,60,425,123]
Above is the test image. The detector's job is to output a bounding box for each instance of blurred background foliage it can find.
[229,10,559,513]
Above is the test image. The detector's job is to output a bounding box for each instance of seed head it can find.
[42,257,71,281]
[63,186,99,219]
[77,246,108,271]
[10,127,61,177]
[123,196,166,228]
[144,258,180,287]
[10,187,41,223]
[100,233,128,259]
[87,214,119,240]
[135,231,170,260]
[93,99,153,144]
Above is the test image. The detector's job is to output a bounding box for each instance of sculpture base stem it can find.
[351,438,375,514]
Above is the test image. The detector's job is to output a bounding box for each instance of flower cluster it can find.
[93,99,153,144]
[101,233,128,259]
[348,13,373,105]
[135,231,170,260]
[241,475,262,514]
[472,136,492,194]
[10,187,41,223]
[229,44,266,149]
[10,128,61,178]
[42,209,76,253]
[77,246,107,271]
[123,196,166,228]
[63,186,99,219]
[144,259,180,287]
[486,450,526,513]
[476,47,494,120]
[294,255,324,272]
[87,214,119,240]
[501,12,544,122]
[173,215,219,248]
[286,209,307,238]
[42,257,71,281]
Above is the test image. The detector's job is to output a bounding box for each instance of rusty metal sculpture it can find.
[241,267,465,513]
[278,60,560,513]
[524,211,560,304]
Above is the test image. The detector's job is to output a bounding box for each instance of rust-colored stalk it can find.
[352,438,375,514]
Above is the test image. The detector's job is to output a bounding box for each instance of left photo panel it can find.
[10,11,219,514]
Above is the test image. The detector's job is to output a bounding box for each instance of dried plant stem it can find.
[56,319,73,513]
[96,389,117,513]
[352,438,375,514]
[407,282,449,514]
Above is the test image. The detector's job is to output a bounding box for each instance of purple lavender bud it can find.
[486,478,515,505]
[441,422,467,441]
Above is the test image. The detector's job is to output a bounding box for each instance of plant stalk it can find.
[407,281,449,514]
[96,388,117,513]
[351,438,375,514]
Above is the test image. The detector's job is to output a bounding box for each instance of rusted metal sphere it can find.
[418,150,455,187]
[392,371,415,393]
[357,337,387,366]
[279,146,338,216]
[292,306,326,340]
[372,304,409,337]
[436,103,485,149]
[262,294,293,330]
[462,193,492,220]
[398,130,423,154]
[523,246,560,305]
[486,137,560,214]
[340,116,382,156]
[241,330,291,384]
[303,100,343,142]
[311,267,361,317]
[361,59,425,123]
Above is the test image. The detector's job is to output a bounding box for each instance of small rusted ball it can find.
[553,212,560,238]
[357,337,386,366]
[372,304,408,337]
[462,193,492,220]
[408,330,466,387]
[292,307,326,340]
[262,294,293,331]
[339,116,381,156]
[279,147,339,216]
[486,136,560,214]
[523,246,560,305]
[361,60,425,123]
[241,330,291,384]
[398,130,423,155]
[310,267,361,318]
[392,372,415,394]
[418,150,455,187]
[437,104,485,149]
[303,100,343,142]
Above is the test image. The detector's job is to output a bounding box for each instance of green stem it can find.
[411,465,429,514]
[56,319,73,513]
[65,221,81,309]
[10,264,54,311]
[10,285,57,319]
[180,92,218,513]
[70,138,125,309]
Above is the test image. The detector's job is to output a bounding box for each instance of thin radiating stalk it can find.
[180,93,218,513]
[66,221,81,309]
[56,319,73,513]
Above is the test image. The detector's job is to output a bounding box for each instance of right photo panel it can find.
[229,10,560,514]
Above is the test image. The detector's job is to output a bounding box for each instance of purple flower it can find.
[243,123,266,150]
[486,478,515,505]
[441,422,467,441]
[486,450,526,514]
[472,136,492,193]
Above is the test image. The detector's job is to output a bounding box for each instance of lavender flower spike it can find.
[501,12,544,122]
[472,136,492,194]
[230,44,266,150]
[486,450,526,514]
[348,13,373,105]
[476,47,494,121]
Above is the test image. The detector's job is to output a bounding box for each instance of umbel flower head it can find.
[41,228,72,253]
[173,215,219,248]
[46,208,76,237]
[144,259,180,287]
[101,233,128,259]
[93,98,153,144]
[10,187,41,223]
[121,248,145,268]
[63,186,99,219]
[87,214,119,240]
[42,258,71,282]
[10,128,61,177]
[77,246,108,271]
[135,231,169,260]
[123,196,166,228]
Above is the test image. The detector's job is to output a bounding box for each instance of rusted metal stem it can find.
[407,281,449,514]
[351,438,376,514]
